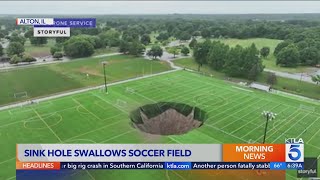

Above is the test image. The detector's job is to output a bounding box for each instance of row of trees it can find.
[9,54,36,64]
[274,40,320,67]
[193,40,264,80]
[146,45,190,59]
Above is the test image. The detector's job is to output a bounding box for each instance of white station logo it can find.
[33,27,70,37]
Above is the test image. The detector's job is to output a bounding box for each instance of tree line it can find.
[193,40,264,80]
[1,15,320,67]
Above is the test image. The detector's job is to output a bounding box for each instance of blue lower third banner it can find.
[270,162,304,170]
[34,18,96,28]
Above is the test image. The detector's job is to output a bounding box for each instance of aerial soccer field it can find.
[0,70,319,180]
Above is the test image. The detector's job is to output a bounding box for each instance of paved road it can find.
[264,68,318,84]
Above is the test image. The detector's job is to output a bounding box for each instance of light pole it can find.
[261,111,277,144]
[102,61,108,94]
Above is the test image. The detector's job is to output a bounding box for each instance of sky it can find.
[0,1,320,14]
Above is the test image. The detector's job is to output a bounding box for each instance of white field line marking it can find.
[254,110,302,143]
[85,170,95,180]
[0,106,79,129]
[194,129,222,143]
[63,120,124,142]
[296,117,320,139]
[128,80,240,119]
[141,81,240,108]
[239,106,291,139]
[64,139,97,143]
[34,109,62,142]
[140,83,219,102]
[72,98,102,121]
[221,102,276,129]
[131,83,223,105]
[99,129,136,143]
[255,110,301,142]
[203,95,253,119]
[232,86,253,92]
[129,73,240,100]
[167,136,184,144]
[272,113,311,143]
[0,157,15,165]
[0,69,180,111]
[229,102,282,134]
[91,93,129,115]
[209,97,260,124]
[307,143,320,150]
[204,124,247,143]
[307,120,320,144]
[6,176,16,180]
[171,171,186,180]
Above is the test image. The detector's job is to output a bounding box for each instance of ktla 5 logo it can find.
[285,144,304,162]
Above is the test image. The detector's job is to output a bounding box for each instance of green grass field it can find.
[0,55,171,105]
[24,39,55,57]
[174,58,320,100]
[0,70,319,180]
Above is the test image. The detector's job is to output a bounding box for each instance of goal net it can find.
[299,104,315,112]
[14,91,28,98]
[125,87,135,94]
[116,99,127,108]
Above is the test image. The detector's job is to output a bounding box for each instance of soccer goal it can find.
[13,91,28,98]
[116,99,127,108]
[299,104,315,112]
[125,87,135,94]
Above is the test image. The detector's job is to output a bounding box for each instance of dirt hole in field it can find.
[129,102,207,135]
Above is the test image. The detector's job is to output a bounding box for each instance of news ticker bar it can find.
[17,143,304,163]
[16,162,304,170]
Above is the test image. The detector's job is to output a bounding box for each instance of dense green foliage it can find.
[147,45,163,59]
[0,44,3,57]
[7,42,25,57]
[260,46,270,58]
[276,44,300,67]
[194,40,263,80]
[181,46,190,56]
[63,35,95,58]
[30,37,48,46]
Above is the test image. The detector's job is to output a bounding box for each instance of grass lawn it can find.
[93,47,119,56]
[0,71,319,180]
[174,58,320,100]
[202,38,312,73]
[262,55,311,73]
[0,55,172,106]
[24,39,55,57]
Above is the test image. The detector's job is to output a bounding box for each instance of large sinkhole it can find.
[129,102,207,135]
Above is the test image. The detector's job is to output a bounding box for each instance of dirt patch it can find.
[130,102,207,136]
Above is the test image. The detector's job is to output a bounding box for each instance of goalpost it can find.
[13,91,28,98]
[125,87,135,94]
[116,99,127,108]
